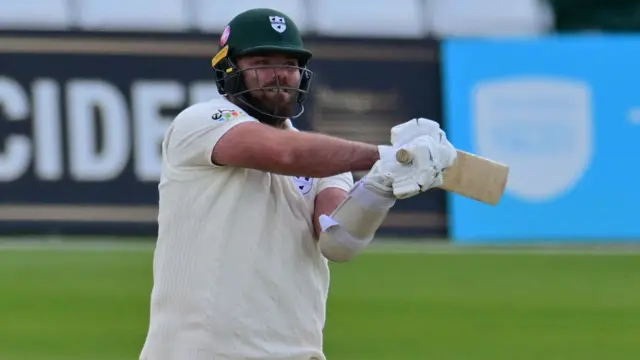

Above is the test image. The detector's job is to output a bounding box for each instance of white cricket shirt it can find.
[139,97,353,360]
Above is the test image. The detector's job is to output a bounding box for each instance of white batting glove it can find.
[391,118,451,149]
[363,135,457,199]
[359,160,394,196]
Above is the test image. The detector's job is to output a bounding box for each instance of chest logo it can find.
[293,176,313,195]
[212,108,244,121]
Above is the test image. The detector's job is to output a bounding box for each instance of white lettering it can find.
[132,80,184,182]
[32,79,64,181]
[67,80,130,181]
[0,76,31,182]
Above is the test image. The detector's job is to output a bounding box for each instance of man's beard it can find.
[249,87,297,119]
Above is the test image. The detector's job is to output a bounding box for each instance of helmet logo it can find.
[269,16,287,33]
[220,25,231,46]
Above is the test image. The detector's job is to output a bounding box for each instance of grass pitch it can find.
[1,238,639,360]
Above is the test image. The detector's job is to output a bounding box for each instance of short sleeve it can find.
[316,172,354,194]
[166,104,255,168]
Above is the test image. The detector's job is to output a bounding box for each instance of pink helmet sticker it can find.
[220,25,231,46]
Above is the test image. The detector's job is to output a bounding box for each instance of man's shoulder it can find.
[175,97,253,124]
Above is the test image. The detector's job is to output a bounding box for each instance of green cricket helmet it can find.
[211,8,314,124]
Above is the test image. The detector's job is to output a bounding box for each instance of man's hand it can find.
[362,134,457,200]
[391,117,451,148]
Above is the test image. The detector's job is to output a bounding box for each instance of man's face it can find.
[236,54,302,118]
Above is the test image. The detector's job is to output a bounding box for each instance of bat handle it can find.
[395,149,413,164]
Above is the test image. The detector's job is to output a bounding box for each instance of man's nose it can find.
[273,67,289,85]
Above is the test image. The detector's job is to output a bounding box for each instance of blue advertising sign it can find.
[442,36,640,243]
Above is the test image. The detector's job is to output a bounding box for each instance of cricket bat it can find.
[395,149,509,206]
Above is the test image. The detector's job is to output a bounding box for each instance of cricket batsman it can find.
[139,7,457,360]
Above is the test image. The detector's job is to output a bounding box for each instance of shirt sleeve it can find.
[166,105,256,168]
[316,171,355,194]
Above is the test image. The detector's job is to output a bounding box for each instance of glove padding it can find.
[369,135,456,199]
[391,117,452,149]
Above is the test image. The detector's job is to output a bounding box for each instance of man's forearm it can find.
[212,122,381,177]
[281,131,380,178]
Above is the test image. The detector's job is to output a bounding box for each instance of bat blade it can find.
[395,149,509,205]
[440,150,509,205]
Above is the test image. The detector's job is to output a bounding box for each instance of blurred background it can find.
[1,0,640,359]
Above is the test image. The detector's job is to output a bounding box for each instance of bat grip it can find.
[395,149,413,164]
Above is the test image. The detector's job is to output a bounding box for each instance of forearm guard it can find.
[318,181,395,262]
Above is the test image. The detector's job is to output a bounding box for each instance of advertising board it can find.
[0,32,445,236]
[443,36,640,242]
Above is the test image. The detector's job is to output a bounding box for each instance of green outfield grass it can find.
[1,239,639,360]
